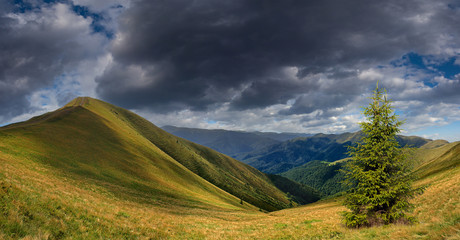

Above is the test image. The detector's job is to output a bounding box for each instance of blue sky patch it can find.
[392,52,460,88]
[72,4,114,38]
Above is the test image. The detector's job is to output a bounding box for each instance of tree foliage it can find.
[342,84,419,228]
[267,174,321,205]
[281,160,348,197]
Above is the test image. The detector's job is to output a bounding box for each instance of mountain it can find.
[161,125,311,158]
[240,132,433,174]
[0,97,304,213]
[263,141,459,239]
[281,140,456,198]
[239,132,359,174]
[0,97,458,239]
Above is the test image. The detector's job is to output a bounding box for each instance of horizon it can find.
[1,0,459,142]
[1,95,455,143]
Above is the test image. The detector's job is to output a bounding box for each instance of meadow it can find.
[0,97,458,239]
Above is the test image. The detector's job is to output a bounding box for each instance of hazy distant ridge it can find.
[241,132,433,174]
[162,125,311,158]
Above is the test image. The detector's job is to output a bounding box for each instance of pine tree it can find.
[342,83,419,228]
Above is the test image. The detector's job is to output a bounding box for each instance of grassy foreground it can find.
[0,98,458,239]
[1,142,458,239]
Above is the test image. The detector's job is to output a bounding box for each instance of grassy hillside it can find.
[0,97,457,239]
[413,141,460,179]
[0,97,295,213]
[281,160,348,197]
[280,141,458,199]
[1,134,457,239]
[0,98,250,211]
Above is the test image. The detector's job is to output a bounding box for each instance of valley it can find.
[0,97,458,239]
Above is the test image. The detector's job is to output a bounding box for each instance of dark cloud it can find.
[0,2,107,121]
[1,0,459,139]
[97,0,460,114]
[408,75,460,105]
[282,92,353,116]
[231,79,304,110]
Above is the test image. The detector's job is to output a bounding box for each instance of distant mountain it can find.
[252,131,313,142]
[162,125,311,158]
[240,132,433,174]
[0,98,457,238]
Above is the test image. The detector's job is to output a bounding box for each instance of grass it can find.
[1,155,458,239]
[0,143,456,240]
[0,97,458,239]
[1,97,291,211]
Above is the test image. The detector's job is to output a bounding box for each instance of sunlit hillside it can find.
[0,98,458,239]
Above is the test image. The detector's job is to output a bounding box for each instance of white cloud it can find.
[9,89,61,124]
[358,69,383,81]
[2,0,460,143]
[7,3,91,34]
[0,2,111,125]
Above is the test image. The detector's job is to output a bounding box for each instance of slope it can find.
[1,133,457,239]
[240,133,357,174]
[281,140,458,199]
[0,97,292,212]
[413,141,460,179]
[0,99,458,239]
[280,160,348,197]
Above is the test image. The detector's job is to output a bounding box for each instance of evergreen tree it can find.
[342,83,419,228]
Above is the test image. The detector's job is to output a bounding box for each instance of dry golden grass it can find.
[1,138,458,239]
[0,97,458,239]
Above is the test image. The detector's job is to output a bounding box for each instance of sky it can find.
[1,0,460,142]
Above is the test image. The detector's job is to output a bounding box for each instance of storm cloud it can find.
[97,0,460,115]
[1,0,460,141]
[0,2,108,121]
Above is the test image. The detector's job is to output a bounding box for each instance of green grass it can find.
[1,97,291,212]
[413,142,460,179]
[0,97,458,239]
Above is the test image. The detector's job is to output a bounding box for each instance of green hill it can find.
[281,140,459,199]
[280,160,348,197]
[266,174,321,205]
[0,97,297,213]
[0,97,458,239]
[413,141,460,179]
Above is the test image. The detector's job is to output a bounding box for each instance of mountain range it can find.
[162,125,311,158]
[0,97,458,239]
[163,127,433,174]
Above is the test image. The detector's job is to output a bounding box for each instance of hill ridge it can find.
[1,97,316,212]
[0,97,458,239]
